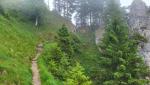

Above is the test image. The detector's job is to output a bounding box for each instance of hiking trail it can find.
[31,44,43,85]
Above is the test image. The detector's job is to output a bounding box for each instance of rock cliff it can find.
[128,0,150,66]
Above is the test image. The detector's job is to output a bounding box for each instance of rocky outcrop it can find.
[129,0,150,66]
[129,0,147,17]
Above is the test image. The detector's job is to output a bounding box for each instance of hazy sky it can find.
[44,0,54,10]
[45,0,150,10]
[121,0,150,6]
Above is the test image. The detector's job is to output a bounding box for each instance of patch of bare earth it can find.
[31,44,43,85]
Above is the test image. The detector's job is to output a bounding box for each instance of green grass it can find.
[37,11,75,42]
[0,16,37,85]
[0,10,74,84]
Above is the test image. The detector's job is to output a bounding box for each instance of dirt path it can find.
[31,44,43,85]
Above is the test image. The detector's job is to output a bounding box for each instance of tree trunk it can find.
[35,16,38,26]
[48,0,50,9]
[89,12,92,26]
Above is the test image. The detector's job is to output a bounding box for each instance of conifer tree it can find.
[99,0,150,85]
[57,24,74,57]
[75,0,104,28]
[64,62,92,85]
[45,25,90,82]
[54,0,76,20]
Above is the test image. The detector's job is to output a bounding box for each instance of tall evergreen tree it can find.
[54,0,76,20]
[99,0,149,85]
[75,0,89,27]
[43,25,91,83]
[57,24,74,57]
[75,0,104,29]
[88,0,104,29]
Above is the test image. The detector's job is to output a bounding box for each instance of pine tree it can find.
[50,46,70,80]
[54,0,76,20]
[75,0,104,29]
[57,24,74,57]
[44,25,89,82]
[99,0,150,85]
[64,62,92,85]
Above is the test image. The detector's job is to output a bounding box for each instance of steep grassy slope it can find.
[0,2,99,84]
[0,16,37,85]
[37,11,75,41]
[0,9,75,85]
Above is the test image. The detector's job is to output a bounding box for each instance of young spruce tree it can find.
[57,24,74,57]
[99,0,149,85]
[64,62,92,85]
[56,25,92,84]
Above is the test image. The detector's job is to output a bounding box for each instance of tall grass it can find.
[0,10,75,84]
[0,16,37,85]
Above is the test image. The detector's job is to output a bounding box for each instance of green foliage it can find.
[0,7,73,84]
[42,43,70,80]
[39,42,92,85]
[64,62,92,85]
[70,34,81,53]
[38,25,92,85]
[38,55,62,85]
[57,25,74,57]
[99,0,150,85]
[2,0,149,85]
[0,1,75,84]
[0,16,37,85]
[75,31,102,84]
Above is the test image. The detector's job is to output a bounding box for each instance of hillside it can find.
[0,10,75,85]
[1,0,149,85]
[0,16,37,85]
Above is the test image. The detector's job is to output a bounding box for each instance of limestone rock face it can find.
[129,0,148,31]
[130,0,147,16]
[129,0,150,66]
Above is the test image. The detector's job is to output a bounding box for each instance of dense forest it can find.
[0,0,150,85]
